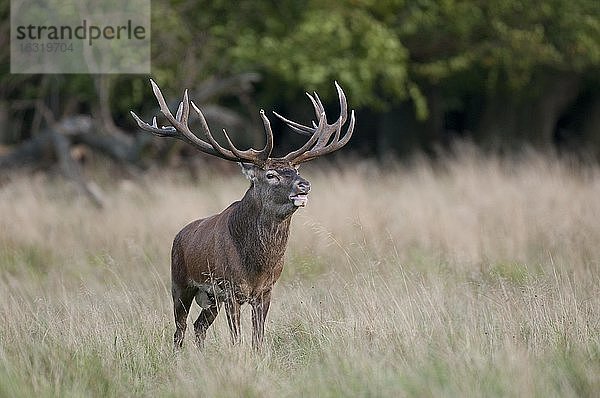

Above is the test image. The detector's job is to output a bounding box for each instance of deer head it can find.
[238,160,309,220]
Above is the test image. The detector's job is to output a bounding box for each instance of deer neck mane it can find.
[228,186,291,273]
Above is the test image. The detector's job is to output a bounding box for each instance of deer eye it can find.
[265,171,279,181]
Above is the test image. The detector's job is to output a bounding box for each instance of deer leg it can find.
[251,290,272,350]
[172,286,195,350]
[224,298,241,345]
[193,302,221,348]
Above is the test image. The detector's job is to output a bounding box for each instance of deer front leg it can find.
[224,297,241,345]
[251,289,271,350]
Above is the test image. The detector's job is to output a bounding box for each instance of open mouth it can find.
[289,193,309,207]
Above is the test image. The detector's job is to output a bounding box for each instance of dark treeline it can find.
[1,0,599,174]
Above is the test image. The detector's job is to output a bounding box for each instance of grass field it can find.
[0,149,599,397]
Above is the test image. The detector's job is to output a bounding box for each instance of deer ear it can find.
[238,162,258,181]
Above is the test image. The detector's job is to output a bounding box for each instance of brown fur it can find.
[171,160,309,349]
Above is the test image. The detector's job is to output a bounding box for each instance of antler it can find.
[273,81,355,165]
[130,79,273,167]
[132,80,354,167]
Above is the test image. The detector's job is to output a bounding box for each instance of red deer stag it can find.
[131,80,354,350]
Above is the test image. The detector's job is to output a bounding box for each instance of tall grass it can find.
[1,149,598,397]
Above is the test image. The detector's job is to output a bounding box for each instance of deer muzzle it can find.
[290,179,310,207]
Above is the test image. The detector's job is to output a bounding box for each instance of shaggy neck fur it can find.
[228,185,293,274]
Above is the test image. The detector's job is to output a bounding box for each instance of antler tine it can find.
[130,110,192,143]
[257,110,274,161]
[221,128,251,159]
[310,81,348,149]
[189,100,241,160]
[335,81,348,126]
[196,107,273,163]
[307,92,326,124]
[272,111,313,136]
[131,107,209,153]
[180,90,190,125]
[318,110,355,154]
[271,91,326,137]
[175,101,183,122]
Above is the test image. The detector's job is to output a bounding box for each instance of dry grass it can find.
[0,149,599,397]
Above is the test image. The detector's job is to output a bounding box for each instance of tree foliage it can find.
[1,0,599,159]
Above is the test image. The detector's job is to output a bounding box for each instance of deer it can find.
[130,79,354,350]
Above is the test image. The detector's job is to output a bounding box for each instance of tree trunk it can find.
[579,95,600,158]
[521,74,580,147]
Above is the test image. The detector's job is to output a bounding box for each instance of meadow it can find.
[0,149,598,397]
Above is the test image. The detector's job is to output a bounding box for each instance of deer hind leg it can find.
[193,303,221,348]
[224,297,241,345]
[172,285,195,350]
